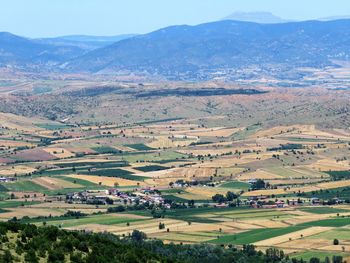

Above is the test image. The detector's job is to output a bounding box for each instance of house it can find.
[288,199,298,206]
[276,200,285,208]
[0,177,17,182]
[311,197,320,205]
[215,203,228,208]
[107,188,119,195]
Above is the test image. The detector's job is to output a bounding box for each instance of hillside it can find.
[64,19,350,78]
[0,221,304,263]
[0,32,85,69]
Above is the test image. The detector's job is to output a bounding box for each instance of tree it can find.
[309,258,320,263]
[212,194,226,203]
[2,250,13,263]
[251,179,266,190]
[25,249,39,263]
[226,191,238,201]
[332,256,343,263]
[188,199,195,207]
[48,248,65,263]
[333,238,339,245]
[131,230,147,242]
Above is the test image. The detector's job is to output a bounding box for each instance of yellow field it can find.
[33,177,82,190]
[0,207,64,219]
[0,112,44,132]
[67,218,189,236]
[147,136,197,149]
[239,169,284,180]
[0,165,36,176]
[308,158,350,171]
[64,174,143,187]
[0,140,35,148]
[254,227,332,246]
[252,124,350,141]
[243,180,350,196]
[172,127,241,137]
[274,238,331,250]
[177,187,228,200]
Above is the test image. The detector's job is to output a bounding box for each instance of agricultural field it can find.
[1,79,350,261]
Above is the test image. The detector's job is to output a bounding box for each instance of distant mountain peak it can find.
[223,11,290,24]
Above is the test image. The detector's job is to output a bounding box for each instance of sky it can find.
[0,0,349,38]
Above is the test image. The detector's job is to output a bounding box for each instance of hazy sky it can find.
[1,0,349,38]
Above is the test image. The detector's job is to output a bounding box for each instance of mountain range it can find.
[0,33,136,69]
[1,18,350,79]
[64,19,350,76]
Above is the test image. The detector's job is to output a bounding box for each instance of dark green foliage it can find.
[1,250,13,263]
[309,258,320,263]
[302,186,350,200]
[81,168,146,181]
[299,218,350,227]
[268,144,303,151]
[251,179,266,190]
[25,249,39,263]
[107,205,126,213]
[91,147,121,154]
[326,170,350,181]
[212,194,226,203]
[134,165,169,172]
[55,161,128,168]
[332,256,343,263]
[0,221,328,263]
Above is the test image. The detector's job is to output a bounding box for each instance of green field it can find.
[299,218,350,227]
[309,228,350,240]
[33,214,146,228]
[220,181,251,190]
[124,143,154,151]
[0,184,8,192]
[57,176,98,187]
[210,226,307,245]
[163,194,195,203]
[298,207,349,214]
[263,167,303,178]
[123,151,186,163]
[4,180,48,192]
[55,161,128,168]
[134,165,169,172]
[81,168,147,181]
[129,207,252,224]
[0,200,41,209]
[326,170,350,180]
